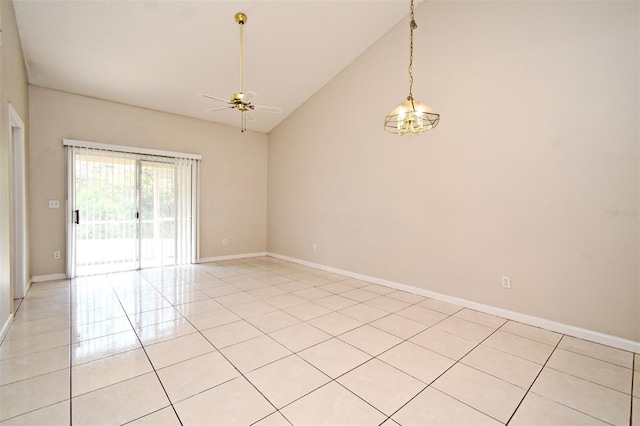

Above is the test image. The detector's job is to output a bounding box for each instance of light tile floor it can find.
[0,256,637,425]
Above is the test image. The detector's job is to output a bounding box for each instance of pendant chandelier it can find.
[384,0,439,136]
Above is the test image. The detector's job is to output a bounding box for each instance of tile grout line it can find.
[163,264,516,424]
[380,317,509,425]
[104,272,185,426]
[515,335,633,425]
[541,363,634,396]
[220,261,314,425]
[220,271,396,422]
[630,355,635,426]
[187,260,525,423]
[10,262,322,423]
[553,344,636,370]
[373,303,636,401]
[166,276,285,425]
[69,278,73,426]
[0,283,72,423]
[209,296,383,423]
[500,333,619,426]
[142,269,264,420]
[501,323,562,424]
[267,292,516,424]
[177,265,400,424]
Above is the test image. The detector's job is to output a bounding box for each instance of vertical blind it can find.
[65,139,200,276]
[73,147,138,274]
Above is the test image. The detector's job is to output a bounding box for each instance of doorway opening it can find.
[9,104,28,300]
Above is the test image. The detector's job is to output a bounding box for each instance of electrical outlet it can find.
[313,244,317,251]
[502,275,511,289]
[48,200,60,209]
[222,238,228,245]
[53,250,61,259]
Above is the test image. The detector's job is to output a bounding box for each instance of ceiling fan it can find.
[201,12,282,133]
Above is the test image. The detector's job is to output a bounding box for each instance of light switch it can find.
[48,200,60,209]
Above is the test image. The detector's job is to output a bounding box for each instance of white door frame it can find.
[9,104,28,299]
[65,147,76,278]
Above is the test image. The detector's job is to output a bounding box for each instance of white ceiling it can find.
[13,0,416,133]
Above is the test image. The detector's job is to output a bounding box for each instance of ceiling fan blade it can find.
[242,91,257,104]
[206,106,230,112]
[254,105,283,114]
[200,93,230,103]
[247,111,256,121]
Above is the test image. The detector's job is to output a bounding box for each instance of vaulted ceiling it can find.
[13,0,417,133]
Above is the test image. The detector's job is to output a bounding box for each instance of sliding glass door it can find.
[140,160,177,269]
[66,143,199,277]
[73,150,137,276]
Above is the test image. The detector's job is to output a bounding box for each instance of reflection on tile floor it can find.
[0,256,637,425]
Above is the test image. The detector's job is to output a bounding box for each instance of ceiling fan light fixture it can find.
[384,0,439,136]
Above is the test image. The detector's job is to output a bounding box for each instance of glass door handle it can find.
[74,210,80,225]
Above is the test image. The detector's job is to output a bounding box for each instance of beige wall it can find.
[29,86,267,277]
[268,1,639,341]
[0,0,29,334]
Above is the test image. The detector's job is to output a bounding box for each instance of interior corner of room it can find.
[0,0,638,352]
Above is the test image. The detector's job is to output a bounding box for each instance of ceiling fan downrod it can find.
[200,11,283,133]
[235,12,247,95]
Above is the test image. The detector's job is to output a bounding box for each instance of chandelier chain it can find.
[408,0,417,105]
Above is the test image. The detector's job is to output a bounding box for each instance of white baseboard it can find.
[198,252,267,264]
[0,313,14,344]
[267,252,640,353]
[31,273,69,283]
